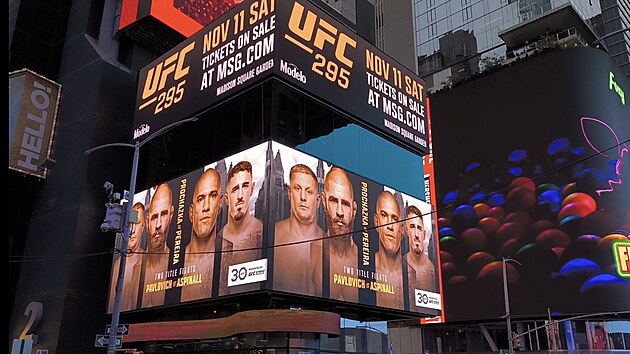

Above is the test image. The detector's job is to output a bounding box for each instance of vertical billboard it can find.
[107,192,149,313]
[107,142,269,311]
[8,69,61,178]
[132,0,429,155]
[270,143,440,314]
[430,48,629,322]
[108,141,442,316]
[420,96,445,324]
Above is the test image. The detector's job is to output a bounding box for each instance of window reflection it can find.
[138,79,425,207]
[414,0,605,90]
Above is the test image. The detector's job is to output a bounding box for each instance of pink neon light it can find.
[580,117,628,196]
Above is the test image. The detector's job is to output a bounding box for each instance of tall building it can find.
[592,0,630,76]
[10,1,628,354]
[413,0,629,90]
[9,0,437,353]
[377,1,629,353]
[375,0,418,71]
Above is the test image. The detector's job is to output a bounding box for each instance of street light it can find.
[502,256,521,354]
[85,117,198,354]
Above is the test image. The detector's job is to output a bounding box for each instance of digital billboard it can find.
[430,48,629,322]
[107,141,442,315]
[119,0,244,37]
[132,0,429,154]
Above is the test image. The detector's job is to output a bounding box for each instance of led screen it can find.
[132,0,429,155]
[430,48,629,322]
[119,0,244,37]
[108,141,442,316]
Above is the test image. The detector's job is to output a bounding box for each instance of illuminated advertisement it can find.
[586,321,613,350]
[420,97,445,324]
[613,241,630,277]
[8,69,61,179]
[430,48,629,322]
[119,0,244,37]
[107,141,442,315]
[132,0,428,154]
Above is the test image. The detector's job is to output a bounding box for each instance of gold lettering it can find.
[336,34,356,68]
[404,76,424,101]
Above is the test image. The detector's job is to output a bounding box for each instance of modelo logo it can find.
[133,124,151,139]
[279,60,307,83]
[139,42,195,115]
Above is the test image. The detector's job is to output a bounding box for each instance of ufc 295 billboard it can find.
[108,141,442,316]
[132,0,428,154]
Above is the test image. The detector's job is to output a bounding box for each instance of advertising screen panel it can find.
[420,97,445,324]
[106,142,269,311]
[8,69,61,178]
[107,191,149,313]
[430,48,629,322]
[132,0,428,154]
[108,141,442,316]
[270,143,440,314]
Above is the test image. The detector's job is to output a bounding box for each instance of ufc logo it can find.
[139,42,195,112]
[285,1,356,69]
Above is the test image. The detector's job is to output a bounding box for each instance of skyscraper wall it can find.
[413,0,607,89]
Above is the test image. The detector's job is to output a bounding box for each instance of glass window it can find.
[152,80,426,202]
[267,80,425,198]
[487,0,500,12]
[263,332,289,348]
[452,9,464,28]
[463,6,473,21]
[475,29,488,50]
[437,17,449,34]
[474,17,486,33]
[416,16,425,32]
[472,1,484,18]
[288,332,319,350]
[304,97,335,158]
[321,333,341,351]
[271,84,305,147]
[436,4,449,20]
[137,84,267,190]
[429,23,438,37]
[365,329,386,353]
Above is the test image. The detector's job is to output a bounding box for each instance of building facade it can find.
[413,0,629,90]
[9,1,629,354]
[592,0,630,76]
[9,0,436,353]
